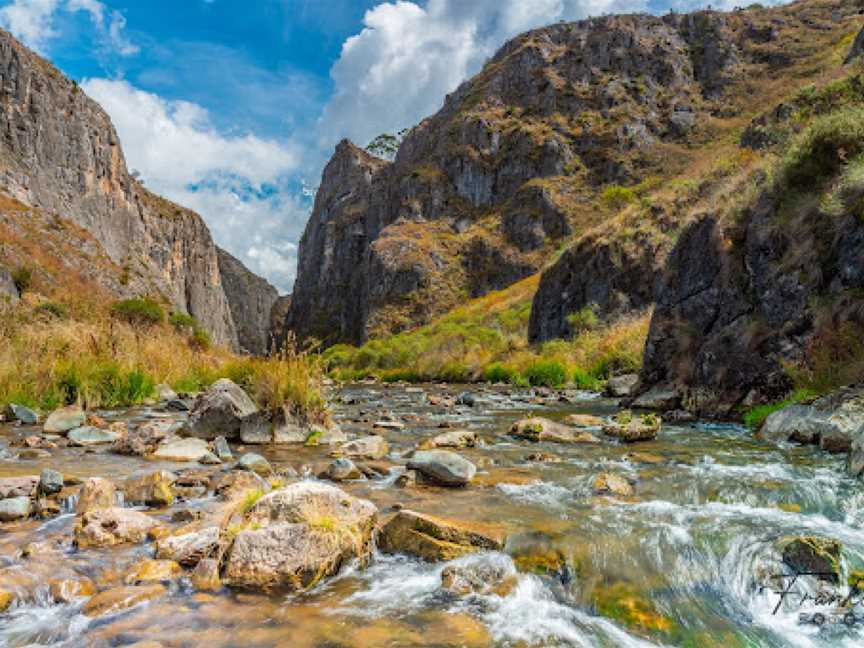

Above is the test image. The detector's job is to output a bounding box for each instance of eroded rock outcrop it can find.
[216,247,279,355]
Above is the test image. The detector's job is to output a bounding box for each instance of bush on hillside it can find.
[523,360,568,388]
[11,266,32,293]
[111,297,165,327]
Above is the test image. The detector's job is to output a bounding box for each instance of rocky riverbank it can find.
[1,381,862,646]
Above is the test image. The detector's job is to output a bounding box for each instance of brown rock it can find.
[75,477,116,514]
[49,577,97,603]
[83,584,167,617]
[190,558,222,592]
[593,473,634,497]
[378,510,505,562]
[75,507,164,548]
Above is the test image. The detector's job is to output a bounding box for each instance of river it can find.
[0,383,862,647]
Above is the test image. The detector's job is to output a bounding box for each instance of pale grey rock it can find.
[407,450,476,487]
[185,379,258,440]
[0,496,31,521]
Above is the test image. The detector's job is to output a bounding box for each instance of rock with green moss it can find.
[222,482,377,591]
[781,536,842,582]
[602,411,661,442]
[510,417,601,444]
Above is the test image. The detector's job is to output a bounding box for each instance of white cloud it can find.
[81,78,304,292]
[0,0,137,56]
[320,0,646,149]
[0,0,60,53]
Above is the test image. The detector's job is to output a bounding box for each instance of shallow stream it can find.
[1,383,862,647]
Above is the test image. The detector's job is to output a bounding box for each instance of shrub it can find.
[572,367,603,391]
[483,363,520,384]
[566,305,600,335]
[169,312,197,331]
[11,266,32,293]
[111,297,165,326]
[523,360,568,387]
[779,107,864,190]
[601,185,637,210]
[34,302,68,319]
[190,327,212,351]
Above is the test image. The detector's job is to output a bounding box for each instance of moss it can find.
[240,489,265,514]
[592,581,677,636]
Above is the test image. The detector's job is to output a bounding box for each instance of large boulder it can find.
[222,482,377,591]
[605,374,639,398]
[121,471,176,507]
[75,507,164,548]
[184,379,258,440]
[781,536,842,583]
[239,406,345,445]
[0,496,32,521]
[0,476,39,499]
[67,426,121,446]
[156,526,220,567]
[75,477,116,514]
[602,411,661,442]
[338,436,389,460]
[406,450,476,487]
[114,421,179,456]
[152,438,211,462]
[510,418,601,444]
[43,405,85,434]
[378,510,506,561]
[760,387,864,455]
[418,429,479,450]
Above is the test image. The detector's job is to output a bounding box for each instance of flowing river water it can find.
[1,383,863,647]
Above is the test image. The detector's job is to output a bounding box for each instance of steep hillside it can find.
[0,28,261,349]
[639,65,864,416]
[288,0,864,349]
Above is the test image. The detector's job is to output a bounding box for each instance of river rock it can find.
[602,412,661,442]
[440,555,517,597]
[185,379,258,440]
[563,414,605,428]
[155,384,178,402]
[0,496,31,521]
[76,477,116,514]
[43,405,85,434]
[191,558,221,591]
[339,435,389,460]
[122,471,176,507]
[407,450,476,487]
[372,420,404,430]
[68,426,120,446]
[510,417,601,444]
[761,388,864,454]
[82,584,167,617]
[222,482,377,591]
[239,405,344,445]
[156,526,220,567]
[214,436,233,461]
[605,374,639,398]
[320,458,362,482]
[236,453,272,476]
[455,392,476,407]
[419,429,478,450]
[152,438,211,462]
[6,404,38,425]
[38,468,63,495]
[593,472,634,497]
[0,476,39,498]
[781,536,842,583]
[632,385,681,411]
[49,576,97,603]
[379,510,505,561]
[124,559,183,585]
[75,507,164,548]
[211,470,270,501]
[114,421,178,456]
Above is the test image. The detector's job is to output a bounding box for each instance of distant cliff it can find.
[217,247,279,355]
[0,28,277,350]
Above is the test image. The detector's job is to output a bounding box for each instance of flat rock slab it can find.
[0,496,32,521]
[153,438,211,462]
[68,426,120,446]
[379,510,505,561]
[407,450,476,487]
[0,476,39,499]
[43,406,85,434]
[83,584,166,617]
[75,507,164,548]
[510,417,601,444]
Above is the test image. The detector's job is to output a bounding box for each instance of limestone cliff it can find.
[0,28,239,348]
[216,247,279,355]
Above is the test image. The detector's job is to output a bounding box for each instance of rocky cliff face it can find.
[290,0,862,347]
[528,0,863,343]
[216,248,279,355]
[0,29,239,348]
[638,59,864,416]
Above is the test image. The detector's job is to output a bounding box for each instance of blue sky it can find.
[0,0,785,292]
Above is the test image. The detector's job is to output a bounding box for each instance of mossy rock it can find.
[848,569,864,591]
[781,536,842,583]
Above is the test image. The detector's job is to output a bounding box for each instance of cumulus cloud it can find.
[320,0,646,149]
[82,78,304,292]
[0,0,137,56]
[0,0,60,53]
